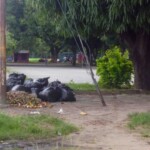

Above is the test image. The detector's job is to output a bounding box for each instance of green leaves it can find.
[108,0,150,32]
[96,46,133,88]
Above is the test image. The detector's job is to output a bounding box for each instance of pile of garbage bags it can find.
[7,73,76,102]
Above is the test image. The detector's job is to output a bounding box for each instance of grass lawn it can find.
[67,83,96,91]
[128,112,150,137]
[0,113,78,141]
[29,58,41,63]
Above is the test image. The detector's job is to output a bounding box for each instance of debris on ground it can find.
[6,73,76,103]
[80,111,88,116]
[30,111,41,115]
[57,108,64,114]
[7,91,50,108]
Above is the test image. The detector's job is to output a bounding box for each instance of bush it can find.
[96,46,133,89]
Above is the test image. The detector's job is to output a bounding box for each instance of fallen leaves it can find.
[6,91,53,108]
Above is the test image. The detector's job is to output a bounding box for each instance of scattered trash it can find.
[7,73,76,103]
[57,108,64,114]
[57,131,62,136]
[80,111,87,116]
[30,111,40,115]
[41,102,54,108]
[1,142,9,145]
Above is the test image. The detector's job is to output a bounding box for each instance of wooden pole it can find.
[0,0,6,104]
[78,34,106,106]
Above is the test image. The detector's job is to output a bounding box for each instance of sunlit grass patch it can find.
[67,82,96,91]
[29,58,41,63]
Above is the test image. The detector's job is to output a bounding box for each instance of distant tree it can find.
[6,0,49,56]
[6,31,17,56]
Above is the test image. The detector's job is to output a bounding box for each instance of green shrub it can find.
[96,46,133,89]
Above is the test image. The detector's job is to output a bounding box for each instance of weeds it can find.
[128,112,150,137]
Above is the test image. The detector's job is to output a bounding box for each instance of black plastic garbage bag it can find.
[60,88,76,102]
[36,77,49,87]
[11,85,30,92]
[24,77,49,90]
[38,86,62,102]
[7,73,76,102]
[8,73,26,84]
[6,73,26,91]
[48,80,76,102]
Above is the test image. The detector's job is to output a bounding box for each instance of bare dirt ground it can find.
[1,93,150,150]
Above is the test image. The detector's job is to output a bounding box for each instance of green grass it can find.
[67,82,96,91]
[66,82,133,92]
[128,112,150,137]
[29,58,41,63]
[0,113,78,141]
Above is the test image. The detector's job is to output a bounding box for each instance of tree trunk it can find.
[51,47,59,63]
[122,31,150,90]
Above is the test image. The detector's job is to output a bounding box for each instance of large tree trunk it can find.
[51,47,59,63]
[122,31,150,90]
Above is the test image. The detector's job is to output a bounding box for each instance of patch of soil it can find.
[1,94,150,150]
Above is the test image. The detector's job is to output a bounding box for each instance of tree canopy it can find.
[6,0,50,57]
[31,0,150,90]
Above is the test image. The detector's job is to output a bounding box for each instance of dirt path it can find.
[1,94,150,150]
